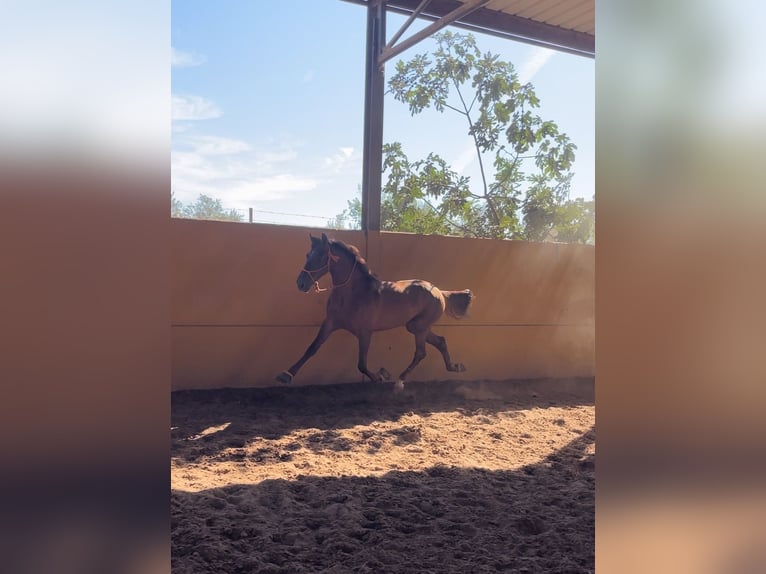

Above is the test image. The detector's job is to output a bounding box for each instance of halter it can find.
[302,248,357,293]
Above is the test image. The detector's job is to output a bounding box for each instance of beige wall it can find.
[172,219,594,390]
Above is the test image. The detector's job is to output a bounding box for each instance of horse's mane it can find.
[329,239,377,281]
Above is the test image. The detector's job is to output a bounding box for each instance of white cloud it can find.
[172,134,314,206]
[171,47,206,68]
[228,175,317,200]
[172,94,222,120]
[173,156,316,204]
[323,146,356,173]
[172,122,193,133]
[518,47,555,85]
[187,135,252,155]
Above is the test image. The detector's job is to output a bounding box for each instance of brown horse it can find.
[276,233,473,386]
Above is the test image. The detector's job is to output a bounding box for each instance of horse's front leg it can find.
[276,319,335,384]
[356,330,390,383]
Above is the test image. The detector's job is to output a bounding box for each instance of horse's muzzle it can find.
[296,271,313,292]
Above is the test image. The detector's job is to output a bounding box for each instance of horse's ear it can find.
[321,233,329,245]
[310,233,320,246]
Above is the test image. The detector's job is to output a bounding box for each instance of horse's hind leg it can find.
[398,330,427,383]
[426,330,466,372]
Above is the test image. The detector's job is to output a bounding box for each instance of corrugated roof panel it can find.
[539,2,593,31]
[559,11,595,35]
[486,0,593,35]
[489,0,541,14]
[355,0,594,56]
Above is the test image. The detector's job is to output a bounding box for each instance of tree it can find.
[381,143,467,236]
[326,188,362,230]
[549,196,595,244]
[171,192,244,222]
[372,31,593,243]
[171,191,185,218]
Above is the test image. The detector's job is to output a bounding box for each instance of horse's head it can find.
[296,232,331,292]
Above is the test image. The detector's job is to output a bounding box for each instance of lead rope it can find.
[329,257,357,289]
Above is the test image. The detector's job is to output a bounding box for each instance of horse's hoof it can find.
[377,368,391,382]
[276,371,293,384]
[451,363,466,373]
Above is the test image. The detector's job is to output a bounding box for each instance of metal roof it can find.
[345,0,594,58]
[486,0,594,36]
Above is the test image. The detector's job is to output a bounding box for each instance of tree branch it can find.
[467,91,479,114]
[421,197,478,237]
[442,102,465,115]
[451,77,500,227]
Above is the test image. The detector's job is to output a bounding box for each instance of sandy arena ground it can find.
[171,378,594,573]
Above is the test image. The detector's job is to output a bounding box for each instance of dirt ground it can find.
[171,378,594,573]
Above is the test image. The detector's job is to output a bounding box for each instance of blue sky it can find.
[171,0,594,226]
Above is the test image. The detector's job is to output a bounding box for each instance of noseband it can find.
[302,249,357,293]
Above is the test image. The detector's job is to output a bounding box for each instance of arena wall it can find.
[171,219,594,390]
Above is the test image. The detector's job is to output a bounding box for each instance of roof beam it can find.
[379,0,490,64]
[385,0,431,50]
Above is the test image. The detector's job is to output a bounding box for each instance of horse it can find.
[276,233,473,387]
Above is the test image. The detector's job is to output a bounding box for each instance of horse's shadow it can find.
[171,377,593,462]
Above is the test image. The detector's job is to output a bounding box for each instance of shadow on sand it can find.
[172,377,594,463]
[172,378,594,572]
[172,427,594,573]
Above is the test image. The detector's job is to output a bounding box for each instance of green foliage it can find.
[171,191,185,218]
[327,196,362,230]
[380,142,469,235]
[549,197,595,244]
[171,192,244,222]
[382,31,593,243]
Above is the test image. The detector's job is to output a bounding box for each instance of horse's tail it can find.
[443,289,474,319]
